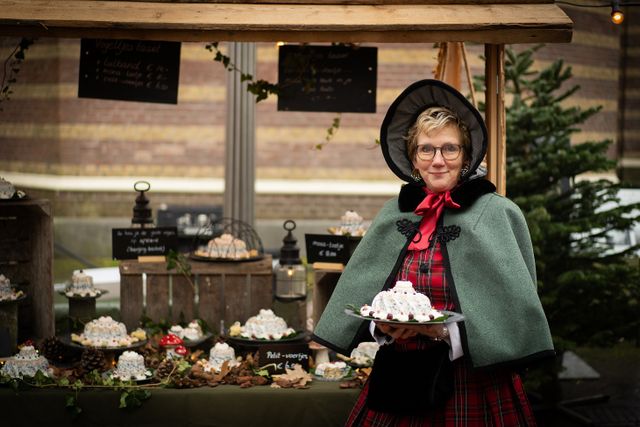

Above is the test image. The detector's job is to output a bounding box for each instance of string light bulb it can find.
[611,0,624,25]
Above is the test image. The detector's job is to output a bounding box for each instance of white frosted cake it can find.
[112,351,151,381]
[349,342,379,367]
[169,320,203,341]
[234,309,296,340]
[315,361,349,379]
[359,281,443,322]
[0,345,50,378]
[65,270,100,297]
[0,274,23,301]
[202,342,239,372]
[71,316,145,347]
[194,233,258,259]
[329,210,367,236]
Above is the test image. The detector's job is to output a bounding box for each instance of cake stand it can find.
[59,290,108,333]
[0,294,27,357]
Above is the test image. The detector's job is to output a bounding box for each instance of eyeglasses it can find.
[416,143,462,161]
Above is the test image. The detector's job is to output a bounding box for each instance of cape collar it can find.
[398,178,496,213]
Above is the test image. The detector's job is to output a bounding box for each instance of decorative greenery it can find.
[205,42,342,147]
[0,38,34,111]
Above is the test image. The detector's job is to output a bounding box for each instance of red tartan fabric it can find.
[345,245,537,427]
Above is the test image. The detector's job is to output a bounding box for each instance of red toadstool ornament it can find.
[159,334,184,359]
[174,345,188,359]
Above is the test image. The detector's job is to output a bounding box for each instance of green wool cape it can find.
[311,181,554,370]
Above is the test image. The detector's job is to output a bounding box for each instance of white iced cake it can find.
[112,351,151,381]
[65,270,100,297]
[315,361,349,379]
[0,274,23,301]
[1,345,50,379]
[359,281,443,322]
[169,320,204,341]
[232,309,296,340]
[329,210,367,236]
[194,233,258,259]
[71,316,145,347]
[349,342,379,367]
[202,342,239,372]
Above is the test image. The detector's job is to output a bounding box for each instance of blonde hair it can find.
[405,106,471,163]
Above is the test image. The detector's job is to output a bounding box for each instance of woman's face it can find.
[412,125,465,193]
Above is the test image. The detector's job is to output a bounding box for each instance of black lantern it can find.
[275,220,307,300]
[131,180,153,228]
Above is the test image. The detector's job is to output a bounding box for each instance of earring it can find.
[411,169,422,182]
[460,165,469,177]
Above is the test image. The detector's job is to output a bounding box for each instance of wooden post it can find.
[0,301,19,356]
[484,44,506,196]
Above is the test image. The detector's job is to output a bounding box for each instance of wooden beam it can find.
[0,1,573,43]
[484,44,506,196]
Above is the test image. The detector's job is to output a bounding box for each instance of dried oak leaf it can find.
[272,364,312,389]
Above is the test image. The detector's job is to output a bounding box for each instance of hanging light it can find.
[611,1,624,25]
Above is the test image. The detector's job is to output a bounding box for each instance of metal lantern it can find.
[275,220,307,301]
[131,180,153,228]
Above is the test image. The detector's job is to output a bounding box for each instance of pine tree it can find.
[494,46,640,349]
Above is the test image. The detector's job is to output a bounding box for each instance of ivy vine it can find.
[0,38,34,111]
[205,42,342,149]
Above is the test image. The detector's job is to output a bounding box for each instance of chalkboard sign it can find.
[78,39,181,104]
[112,227,178,260]
[305,234,362,265]
[259,343,310,374]
[277,45,377,113]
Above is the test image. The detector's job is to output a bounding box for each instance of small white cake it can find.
[329,210,367,236]
[195,233,258,259]
[71,316,143,347]
[0,177,15,199]
[0,274,23,301]
[203,342,239,372]
[315,361,349,379]
[112,351,150,381]
[169,320,203,341]
[359,280,443,322]
[0,346,50,378]
[239,309,296,340]
[65,270,100,297]
[350,342,379,367]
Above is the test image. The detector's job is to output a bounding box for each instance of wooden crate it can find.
[119,255,273,332]
[311,263,343,329]
[0,199,54,342]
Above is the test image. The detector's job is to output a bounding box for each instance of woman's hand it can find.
[376,322,448,341]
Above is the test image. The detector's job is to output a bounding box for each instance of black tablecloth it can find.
[2,381,360,427]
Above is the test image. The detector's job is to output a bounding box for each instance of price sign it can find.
[79,39,181,104]
[112,227,178,260]
[259,343,310,375]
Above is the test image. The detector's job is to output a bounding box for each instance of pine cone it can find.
[154,359,176,379]
[40,337,70,364]
[80,348,107,374]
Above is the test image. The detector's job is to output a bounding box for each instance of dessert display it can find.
[314,361,350,380]
[201,342,240,372]
[328,210,367,237]
[229,309,296,340]
[169,320,204,341]
[64,270,103,298]
[0,345,50,378]
[71,316,146,347]
[349,342,379,367]
[0,274,24,301]
[358,280,444,322]
[0,177,15,199]
[194,233,259,260]
[112,351,151,381]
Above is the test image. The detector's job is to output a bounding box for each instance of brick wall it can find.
[0,4,637,225]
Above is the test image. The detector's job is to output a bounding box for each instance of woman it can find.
[311,80,554,426]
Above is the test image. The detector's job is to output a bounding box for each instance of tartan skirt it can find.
[345,246,537,427]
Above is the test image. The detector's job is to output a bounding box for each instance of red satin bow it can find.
[408,188,460,251]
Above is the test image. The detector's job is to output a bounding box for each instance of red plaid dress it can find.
[345,244,537,427]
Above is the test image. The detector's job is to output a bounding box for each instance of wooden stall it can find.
[119,255,273,331]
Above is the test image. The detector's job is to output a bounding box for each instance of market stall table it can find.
[2,381,360,427]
